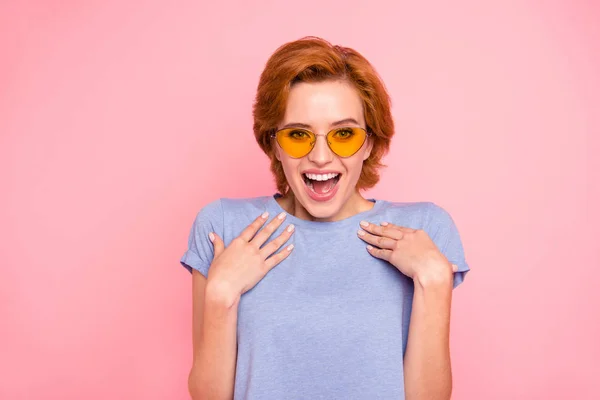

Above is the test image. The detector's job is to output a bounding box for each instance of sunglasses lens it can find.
[276,129,315,158]
[275,127,368,158]
[328,127,367,157]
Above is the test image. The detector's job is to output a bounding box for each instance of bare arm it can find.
[186,211,294,399]
[188,271,239,400]
[403,270,454,400]
[353,217,461,399]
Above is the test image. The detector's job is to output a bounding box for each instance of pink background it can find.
[1,1,599,399]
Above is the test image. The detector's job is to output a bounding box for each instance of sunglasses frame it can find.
[270,126,373,159]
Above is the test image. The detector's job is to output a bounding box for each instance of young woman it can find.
[180,36,470,400]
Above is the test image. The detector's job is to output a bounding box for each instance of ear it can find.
[363,136,374,161]
[274,145,281,161]
[270,134,281,161]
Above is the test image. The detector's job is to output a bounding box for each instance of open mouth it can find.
[302,172,341,195]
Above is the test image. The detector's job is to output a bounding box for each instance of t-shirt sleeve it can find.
[427,202,471,289]
[180,199,224,277]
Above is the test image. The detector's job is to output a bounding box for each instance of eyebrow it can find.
[281,118,361,130]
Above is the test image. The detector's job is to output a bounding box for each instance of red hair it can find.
[253,36,395,195]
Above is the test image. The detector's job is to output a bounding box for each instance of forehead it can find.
[282,80,365,128]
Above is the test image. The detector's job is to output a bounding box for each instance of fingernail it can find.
[357,230,366,236]
[287,244,294,251]
[452,264,458,272]
[367,245,374,250]
[381,221,389,226]
[278,212,286,220]
[360,220,369,227]
[287,224,295,233]
[208,232,215,242]
[261,211,269,219]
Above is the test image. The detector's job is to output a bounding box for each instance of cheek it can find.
[278,156,301,180]
[342,158,365,180]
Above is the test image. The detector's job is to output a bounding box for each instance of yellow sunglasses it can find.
[271,127,372,158]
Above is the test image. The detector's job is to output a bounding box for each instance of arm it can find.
[188,270,239,400]
[403,268,454,400]
[355,204,468,399]
[184,208,294,399]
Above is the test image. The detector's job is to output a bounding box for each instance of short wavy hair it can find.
[253,36,395,196]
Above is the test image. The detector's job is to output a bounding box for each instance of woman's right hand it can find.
[205,211,295,306]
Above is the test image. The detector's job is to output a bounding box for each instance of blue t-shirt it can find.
[180,194,470,400]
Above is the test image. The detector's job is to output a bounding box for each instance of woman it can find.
[180,36,470,400]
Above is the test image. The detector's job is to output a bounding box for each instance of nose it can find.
[307,134,334,166]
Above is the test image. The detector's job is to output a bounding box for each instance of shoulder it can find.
[192,195,273,236]
[377,200,438,225]
[423,201,456,229]
[381,199,449,215]
[195,198,223,219]
[380,199,431,215]
[219,196,273,225]
[195,196,270,219]
[376,200,460,240]
[380,199,453,221]
[382,199,470,287]
[219,196,272,213]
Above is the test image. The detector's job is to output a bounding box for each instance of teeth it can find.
[304,173,339,181]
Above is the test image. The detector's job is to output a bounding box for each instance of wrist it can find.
[413,261,454,289]
[205,279,241,310]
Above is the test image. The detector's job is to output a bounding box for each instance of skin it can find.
[273,79,458,399]
[189,213,294,400]
[357,222,458,399]
[189,78,459,400]
[273,79,375,221]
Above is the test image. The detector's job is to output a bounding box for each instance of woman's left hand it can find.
[357,220,457,282]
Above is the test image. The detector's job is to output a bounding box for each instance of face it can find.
[274,79,373,221]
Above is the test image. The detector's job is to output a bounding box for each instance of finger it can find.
[366,245,392,262]
[209,232,225,258]
[359,221,404,240]
[239,211,270,242]
[452,263,458,273]
[264,243,295,270]
[259,223,295,259]
[251,211,287,248]
[380,221,417,233]
[357,229,397,249]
